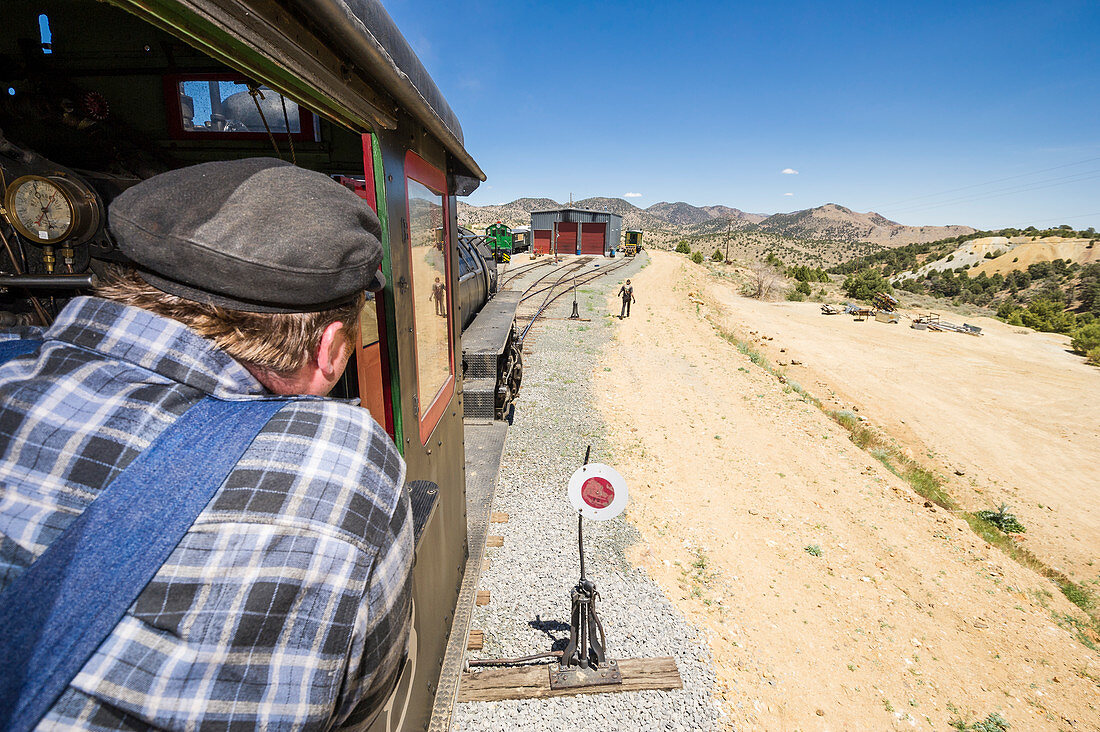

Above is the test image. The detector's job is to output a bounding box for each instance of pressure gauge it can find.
[3,174,100,245]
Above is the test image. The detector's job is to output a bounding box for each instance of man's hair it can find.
[95,266,363,376]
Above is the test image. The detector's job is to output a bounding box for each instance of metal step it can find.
[462,378,497,422]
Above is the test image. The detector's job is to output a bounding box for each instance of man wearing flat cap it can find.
[0,159,410,729]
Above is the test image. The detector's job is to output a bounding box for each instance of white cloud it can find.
[781,168,799,175]
[783,192,794,196]
[623,192,642,198]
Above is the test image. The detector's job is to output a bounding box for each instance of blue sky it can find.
[384,1,1100,230]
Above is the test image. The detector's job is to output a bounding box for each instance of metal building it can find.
[530,207,622,256]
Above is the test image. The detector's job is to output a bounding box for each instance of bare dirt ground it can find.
[593,250,1100,730]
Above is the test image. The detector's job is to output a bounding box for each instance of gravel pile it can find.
[453,254,726,731]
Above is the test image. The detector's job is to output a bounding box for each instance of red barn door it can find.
[533,229,552,254]
[580,223,606,255]
[555,222,578,254]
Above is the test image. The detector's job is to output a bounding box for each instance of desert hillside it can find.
[646,201,766,227]
[889,236,1100,281]
[756,203,974,246]
[595,250,1100,730]
[972,238,1100,276]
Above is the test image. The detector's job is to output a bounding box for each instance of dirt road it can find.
[594,251,1100,730]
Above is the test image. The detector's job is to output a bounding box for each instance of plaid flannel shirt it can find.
[0,297,413,730]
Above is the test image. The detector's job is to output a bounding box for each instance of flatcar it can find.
[0,1,507,729]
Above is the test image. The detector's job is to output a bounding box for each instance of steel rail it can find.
[518,258,632,344]
[466,651,563,668]
[522,257,591,294]
[499,258,551,288]
[519,258,592,302]
[529,258,632,304]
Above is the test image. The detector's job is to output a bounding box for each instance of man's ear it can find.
[315,320,349,377]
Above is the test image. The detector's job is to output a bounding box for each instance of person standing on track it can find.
[618,278,636,319]
[0,158,412,730]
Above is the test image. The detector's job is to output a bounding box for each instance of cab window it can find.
[404,152,454,443]
[166,75,317,140]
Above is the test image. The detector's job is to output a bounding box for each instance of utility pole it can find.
[724,219,732,263]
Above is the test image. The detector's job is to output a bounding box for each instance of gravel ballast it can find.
[452,254,726,731]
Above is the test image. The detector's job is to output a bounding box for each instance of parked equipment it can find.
[873,292,899,311]
[911,314,983,335]
[510,226,531,254]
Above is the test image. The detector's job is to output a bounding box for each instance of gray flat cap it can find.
[109,158,385,312]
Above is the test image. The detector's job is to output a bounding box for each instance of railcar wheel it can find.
[509,348,523,394]
[496,383,513,421]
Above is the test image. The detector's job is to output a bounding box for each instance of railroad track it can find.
[499,258,552,288]
[519,258,593,302]
[518,257,633,344]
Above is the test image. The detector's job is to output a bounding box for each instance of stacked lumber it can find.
[911,314,982,335]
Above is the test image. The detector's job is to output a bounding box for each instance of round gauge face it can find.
[5,176,75,244]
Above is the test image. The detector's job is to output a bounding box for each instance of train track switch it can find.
[569,277,580,319]
[552,446,629,689]
[460,446,682,701]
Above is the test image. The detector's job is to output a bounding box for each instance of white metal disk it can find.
[567,463,628,520]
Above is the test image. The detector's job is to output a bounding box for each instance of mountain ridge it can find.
[457,197,975,248]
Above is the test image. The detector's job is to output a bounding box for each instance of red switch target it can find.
[581,477,614,509]
[567,463,628,520]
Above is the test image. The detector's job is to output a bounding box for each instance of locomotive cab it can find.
[0,1,488,729]
[485,221,511,263]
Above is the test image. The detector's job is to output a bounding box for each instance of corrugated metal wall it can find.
[528,209,622,256]
[608,217,622,252]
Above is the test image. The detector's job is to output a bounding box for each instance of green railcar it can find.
[486,221,511,262]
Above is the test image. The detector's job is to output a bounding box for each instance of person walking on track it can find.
[0,158,412,730]
[618,279,636,318]
[432,276,447,316]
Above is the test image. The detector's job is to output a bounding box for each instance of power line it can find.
[868,155,1100,210]
[884,170,1100,218]
[887,168,1100,214]
[1009,211,1100,229]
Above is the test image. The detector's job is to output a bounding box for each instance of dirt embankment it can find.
[970,238,1099,277]
[594,250,1100,730]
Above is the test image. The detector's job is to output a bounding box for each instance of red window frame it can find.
[404,151,455,444]
[163,73,318,142]
[350,133,395,438]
